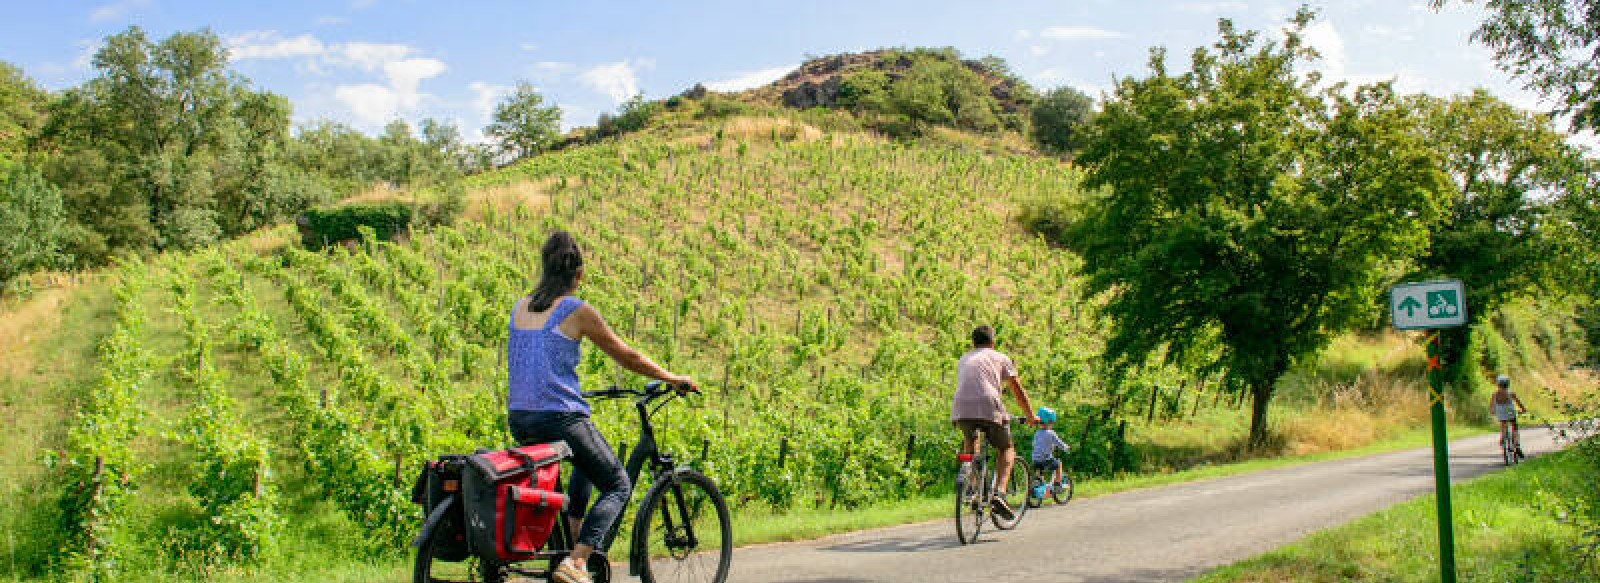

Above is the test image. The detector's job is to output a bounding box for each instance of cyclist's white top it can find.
[1493,398,1518,421]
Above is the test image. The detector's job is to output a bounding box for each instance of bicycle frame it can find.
[544,382,696,576]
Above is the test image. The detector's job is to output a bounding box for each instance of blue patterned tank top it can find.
[507,296,588,414]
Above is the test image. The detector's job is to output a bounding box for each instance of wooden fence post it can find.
[1146,386,1161,423]
[1112,420,1128,474]
[904,435,917,465]
[777,437,789,469]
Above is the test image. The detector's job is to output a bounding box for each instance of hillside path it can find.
[621,426,1565,583]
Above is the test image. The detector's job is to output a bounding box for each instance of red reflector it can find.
[957,453,974,462]
[443,480,459,492]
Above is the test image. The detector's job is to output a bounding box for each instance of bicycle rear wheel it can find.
[991,456,1030,530]
[633,469,732,583]
[954,461,984,545]
[1502,433,1514,466]
[413,532,496,583]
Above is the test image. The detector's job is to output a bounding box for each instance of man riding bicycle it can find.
[951,325,1038,521]
[1491,374,1527,460]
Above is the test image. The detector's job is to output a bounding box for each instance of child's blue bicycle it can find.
[1025,455,1074,508]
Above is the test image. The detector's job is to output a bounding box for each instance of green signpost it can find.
[1390,279,1467,583]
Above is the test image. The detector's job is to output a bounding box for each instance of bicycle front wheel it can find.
[954,462,983,545]
[992,456,1030,530]
[1052,471,1075,505]
[632,469,732,583]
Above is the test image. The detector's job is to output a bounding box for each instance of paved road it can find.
[622,426,1564,583]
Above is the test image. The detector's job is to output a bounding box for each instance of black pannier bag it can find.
[412,454,472,562]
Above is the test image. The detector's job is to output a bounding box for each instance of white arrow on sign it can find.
[1390,279,1467,330]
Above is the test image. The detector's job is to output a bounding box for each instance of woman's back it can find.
[508,295,588,413]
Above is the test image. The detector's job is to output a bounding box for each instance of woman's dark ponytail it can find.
[528,231,583,312]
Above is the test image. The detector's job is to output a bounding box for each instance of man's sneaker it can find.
[990,496,1016,520]
[551,558,593,583]
[1516,447,1526,460]
[1031,484,1047,498]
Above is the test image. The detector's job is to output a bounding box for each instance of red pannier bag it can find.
[462,441,571,561]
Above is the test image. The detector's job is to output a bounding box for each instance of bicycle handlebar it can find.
[582,380,696,400]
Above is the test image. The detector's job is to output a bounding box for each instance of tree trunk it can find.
[1248,382,1273,449]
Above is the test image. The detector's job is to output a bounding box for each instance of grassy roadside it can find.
[85,421,1489,583]
[1193,447,1599,582]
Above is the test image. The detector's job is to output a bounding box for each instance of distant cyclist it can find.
[1491,374,1527,460]
[1030,407,1069,496]
[951,325,1038,521]
[507,231,696,583]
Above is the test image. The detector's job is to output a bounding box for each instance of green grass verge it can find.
[89,422,1490,583]
[1193,447,1599,582]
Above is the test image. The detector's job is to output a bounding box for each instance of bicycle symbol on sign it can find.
[1426,290,1459,318]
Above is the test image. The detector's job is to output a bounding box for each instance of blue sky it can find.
[0,1,1555,141]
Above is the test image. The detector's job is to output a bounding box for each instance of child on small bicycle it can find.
[1031,407,1069,496]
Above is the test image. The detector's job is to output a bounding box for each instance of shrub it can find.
[695,94,749,119]
[296,202,413,249]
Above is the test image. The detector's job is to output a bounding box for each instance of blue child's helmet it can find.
[1036,407,1057,424]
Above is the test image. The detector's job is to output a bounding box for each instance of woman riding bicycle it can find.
[1490,374,1527,460]
[507,231,695,583]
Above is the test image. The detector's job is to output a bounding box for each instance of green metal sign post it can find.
[1391,279,1466,583]
[1425,330,1457,583]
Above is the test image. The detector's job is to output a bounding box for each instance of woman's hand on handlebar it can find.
[663,373,698,394]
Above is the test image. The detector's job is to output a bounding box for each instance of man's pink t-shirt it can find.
[951,348,1017,423]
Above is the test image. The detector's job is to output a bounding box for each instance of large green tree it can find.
[1030,86,1095,155]
[0,166,67,295]
[35,27,306,258]
[0,62,47,167]
[485,82,562,161]
[1440,0,1600,130]
[1410,90,1590,386]
[1066,12,1451,446]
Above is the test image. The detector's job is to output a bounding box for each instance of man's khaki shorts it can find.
[954,419,1012,452]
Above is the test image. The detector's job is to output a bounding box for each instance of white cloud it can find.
[469,81,513,116]
[89,0,149,23]
[580,59,654,103]
[71,39,101,70]
[1030,44,1049,56]
[335,57,447,125]
[1015,29,1032,40]
[530,61,576,77]
[1302,20,1347,78]
[1362,23,1414,42]
[336,41,416,71]
[1174,1,1249,12]
[227,31,326,61]
[314,15,347,26]
[705,64,794,92]
[226,30,448,128]
[1038,26,1124,41]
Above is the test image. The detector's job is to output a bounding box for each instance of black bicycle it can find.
[413,381,733,583]
[953,418,1030,545]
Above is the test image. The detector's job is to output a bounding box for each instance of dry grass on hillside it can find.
[465,178,555,221]
[0,272,97,378]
